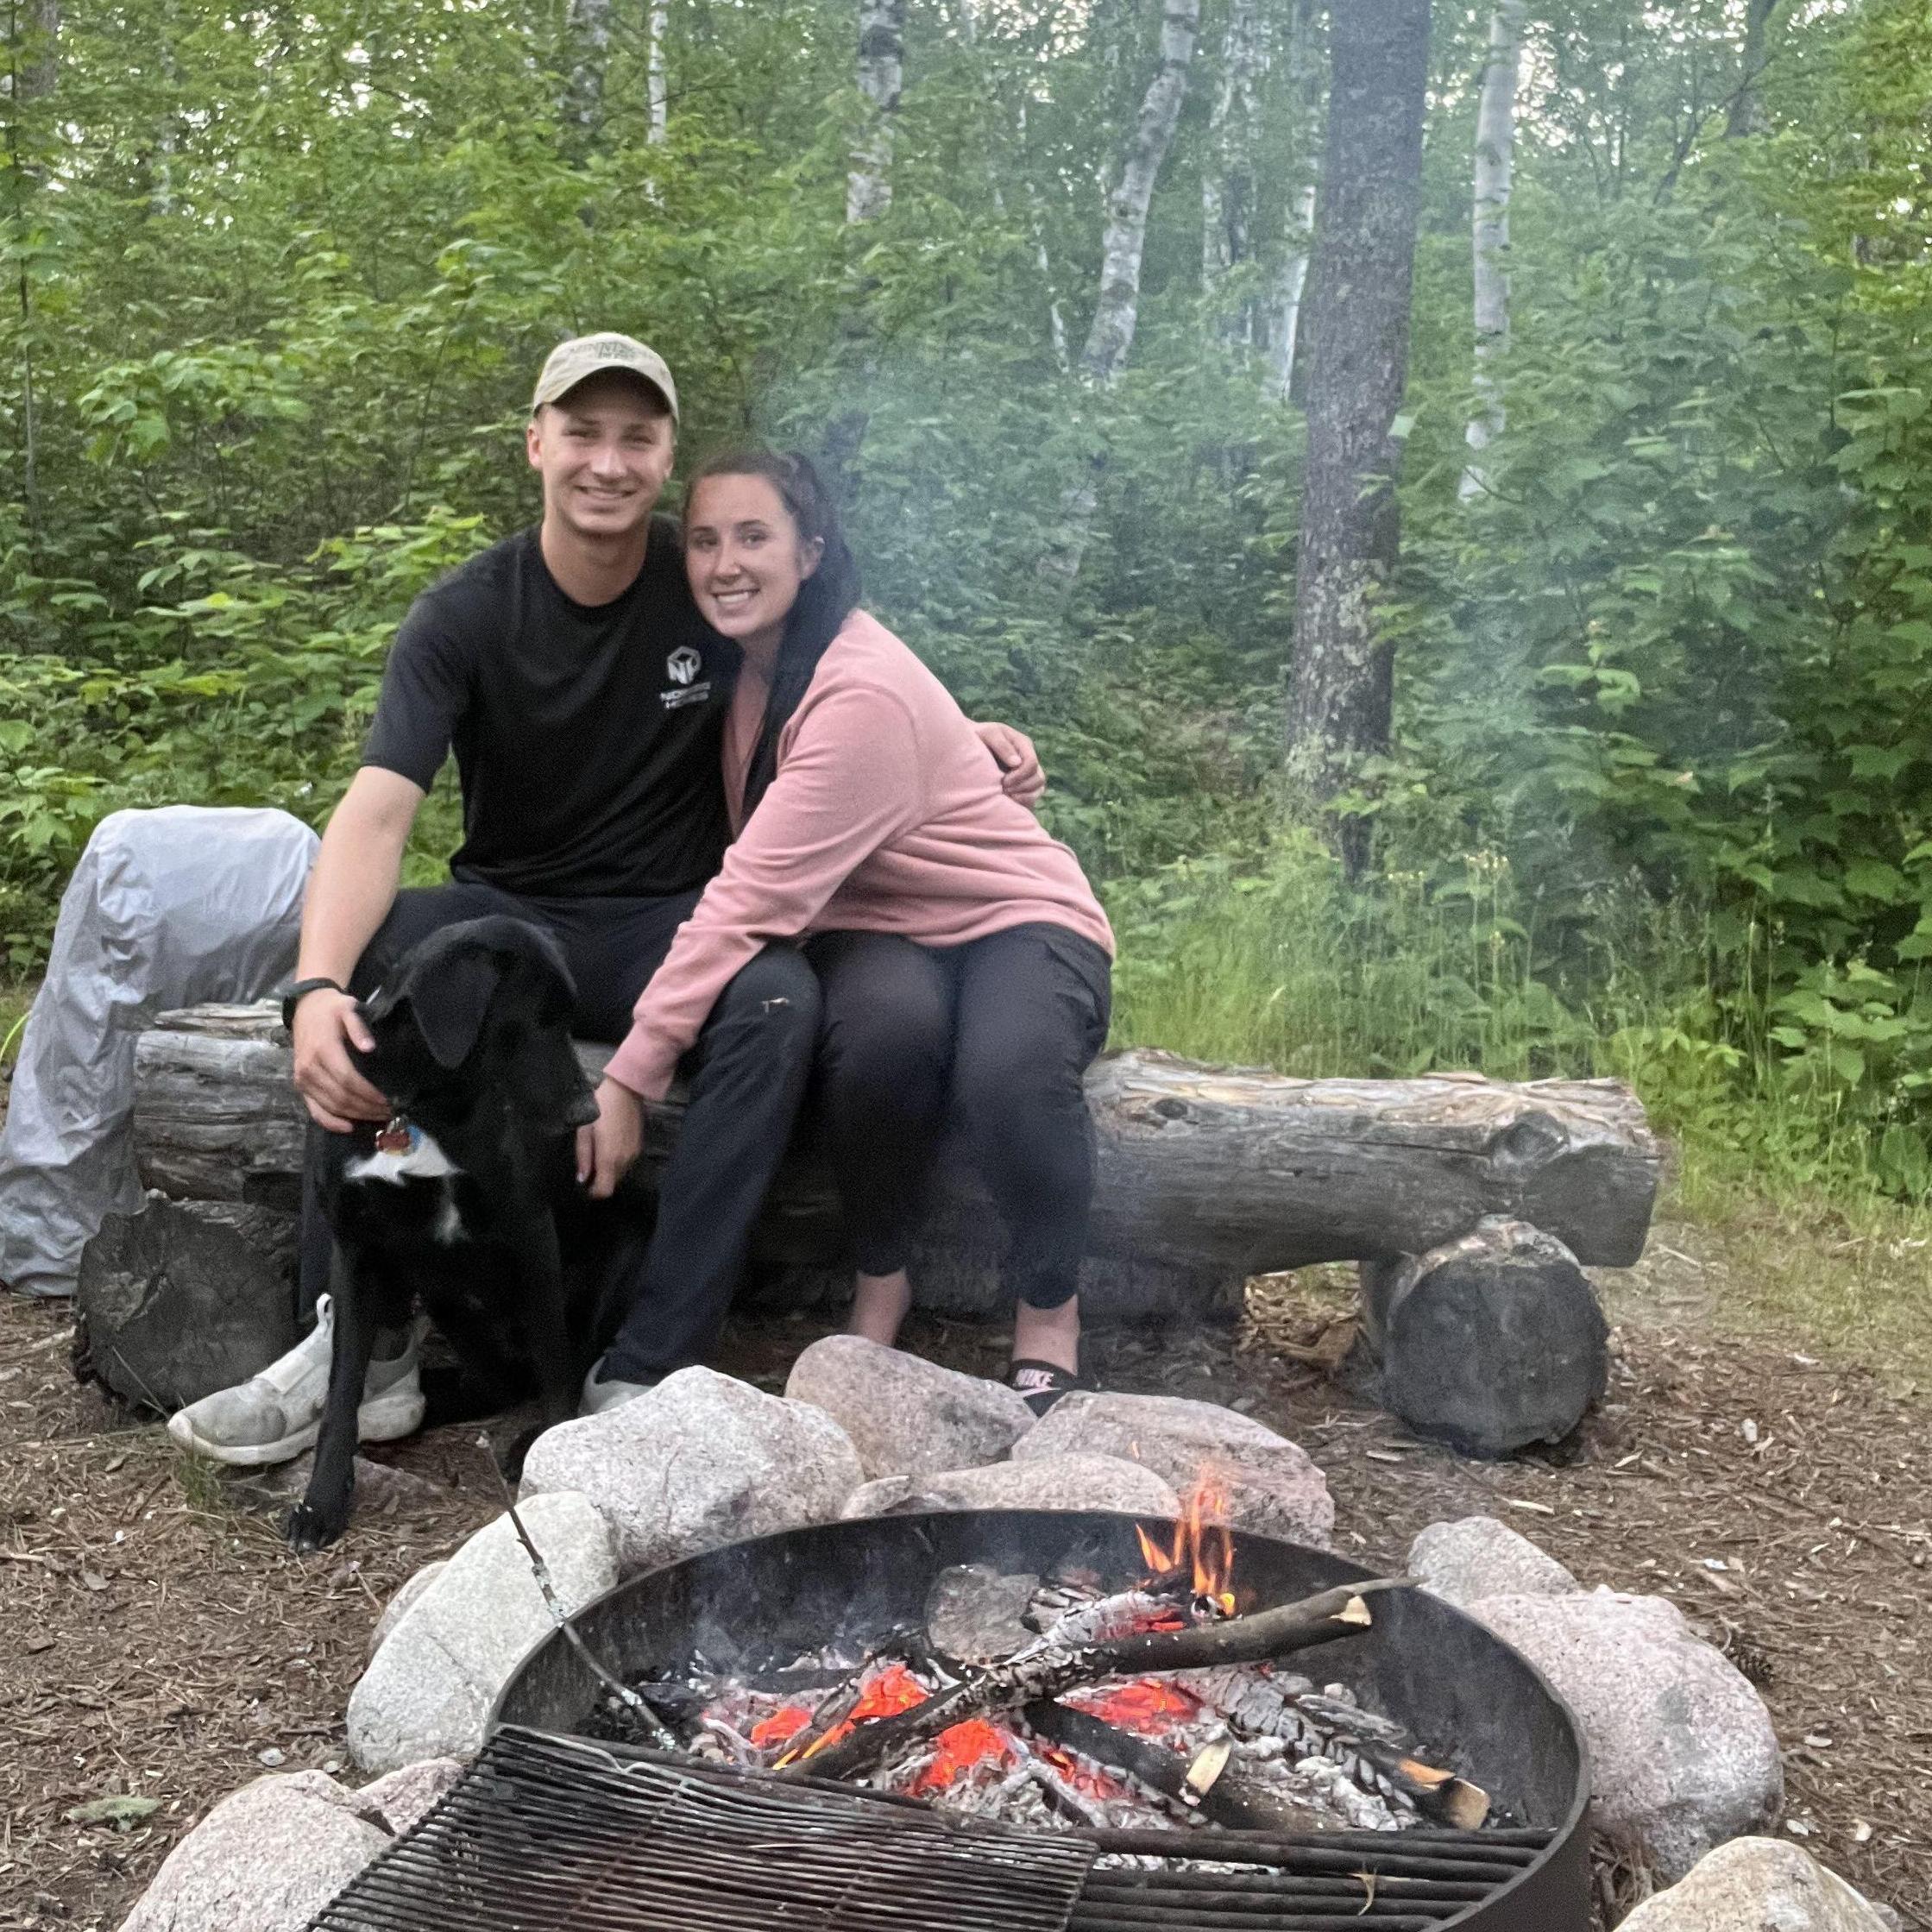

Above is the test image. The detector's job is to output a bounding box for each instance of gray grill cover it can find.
[0,806,317,1297]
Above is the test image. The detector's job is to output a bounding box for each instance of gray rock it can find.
[368,1562,447,1655]
[355,1757,466,1836]
[1618,1836,1895,1931]
[1014,1391,1333,1544]
[843,1452,1182,1520]
[116,1770,387,1932]
[347,1491,615,1772]
[79,1195,299,1413]
[519,1365,864,1575]
[785,1335,1035,1481]
[1465,1589,1783,1881]
[1407,1516,1582,1608]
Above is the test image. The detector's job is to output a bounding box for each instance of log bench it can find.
[103,1003,1663,1455]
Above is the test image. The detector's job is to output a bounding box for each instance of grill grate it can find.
[307,1727,1554,1932]
[308,1726,1098,1932]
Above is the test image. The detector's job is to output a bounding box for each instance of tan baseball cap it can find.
[530,333,679,423]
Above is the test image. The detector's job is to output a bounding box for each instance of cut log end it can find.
[1360,1217,1609,1457]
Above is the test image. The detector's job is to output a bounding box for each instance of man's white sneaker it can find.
[579,1356,658,1415]
[165,1295,425,1467]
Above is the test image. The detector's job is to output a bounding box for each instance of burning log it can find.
[787,1579,1399,1784]
[129,1010,1658,1319]
[1023,1699,1332,1836]
[1179,1671,1489,1828]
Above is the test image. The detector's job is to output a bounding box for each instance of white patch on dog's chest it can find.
[346,1128,459,1185]
[346,1129,471,1245]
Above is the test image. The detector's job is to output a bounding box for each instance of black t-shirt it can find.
[362,519,735,899]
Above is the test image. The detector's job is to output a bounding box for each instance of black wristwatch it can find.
[280,978,347,1034]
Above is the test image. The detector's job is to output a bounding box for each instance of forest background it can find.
[3,0,1931,1350]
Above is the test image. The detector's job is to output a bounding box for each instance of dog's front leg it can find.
[286,1245,374,1552]
[508,1205,576,1439]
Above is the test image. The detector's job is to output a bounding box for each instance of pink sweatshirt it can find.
[604,609,1114,1100]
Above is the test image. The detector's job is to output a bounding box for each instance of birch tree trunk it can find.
[846,0,907,225]
[1458,0,1526,504]
[1263,0,1319,404]
[562,0,611,141]
[1040,0,1200,593]
[1283,0,1431,875]
[647,0,669,145]
[1201,0,1264,341]
[1726,0,1779,138]
[1079,0,1201,382]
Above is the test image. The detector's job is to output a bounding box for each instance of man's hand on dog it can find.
[579,1076,644,1199]
[293,991,391,1133]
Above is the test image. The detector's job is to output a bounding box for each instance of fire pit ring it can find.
[489,1508,1592,1931]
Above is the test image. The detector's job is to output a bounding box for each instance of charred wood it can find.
[789,1581,1396,1784]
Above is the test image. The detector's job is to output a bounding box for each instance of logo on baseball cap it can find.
[531,333,679,423]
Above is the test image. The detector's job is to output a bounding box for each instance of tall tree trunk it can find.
[1041,0,1200,593]
[1458,0,1525,504]
[846,0,907,225]
[647,0,669,145]
[1080,0,1200,381]
[1201,0,1264,341]
[1283,0,1431,874]
[562,0,611,142]
[1263,0,1318,403]
[9,0,54,540]
[1726,0,1779,138]
[23,0,53,99]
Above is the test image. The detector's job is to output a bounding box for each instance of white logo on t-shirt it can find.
[665,645,702,685]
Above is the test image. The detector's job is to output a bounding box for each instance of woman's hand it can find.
[972,721,1046,809]
[577,1076,645,1199]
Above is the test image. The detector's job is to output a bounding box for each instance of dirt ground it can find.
[3,1243,1928,1932]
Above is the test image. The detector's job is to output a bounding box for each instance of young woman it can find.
[593,448,1114,1413]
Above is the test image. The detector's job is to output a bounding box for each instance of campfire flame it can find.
[1136,1473,1237,1616]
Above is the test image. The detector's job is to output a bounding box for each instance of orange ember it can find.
[749,1705,813,1749]
[1038,1743,1131,1803]
[905,1720,1014,1796]
[1067,1677,1202,1737]
[777,1660,930,1766]
[1136,1473,1237,1615]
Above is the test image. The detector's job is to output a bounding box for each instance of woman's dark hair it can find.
[685,446,861,821]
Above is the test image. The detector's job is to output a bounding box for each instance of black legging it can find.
[806,923,1112,1310]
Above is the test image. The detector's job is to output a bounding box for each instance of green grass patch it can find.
[1,979,34,1071]
[1105,835,1932,1381]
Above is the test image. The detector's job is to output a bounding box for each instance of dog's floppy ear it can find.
[406,947,502,1070]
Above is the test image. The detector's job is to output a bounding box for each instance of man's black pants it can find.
[299,874,820,1379]
[807,922,1111,1312]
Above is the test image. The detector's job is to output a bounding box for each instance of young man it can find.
[167,333,1038,1466]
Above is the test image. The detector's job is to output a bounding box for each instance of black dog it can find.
[286,916,602,1551]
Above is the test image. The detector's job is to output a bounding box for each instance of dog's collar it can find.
[373,1114,418,1155]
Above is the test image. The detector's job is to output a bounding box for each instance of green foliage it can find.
[6,0,1932,1214]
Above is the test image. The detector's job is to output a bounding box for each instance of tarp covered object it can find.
[0,806,318,1297]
